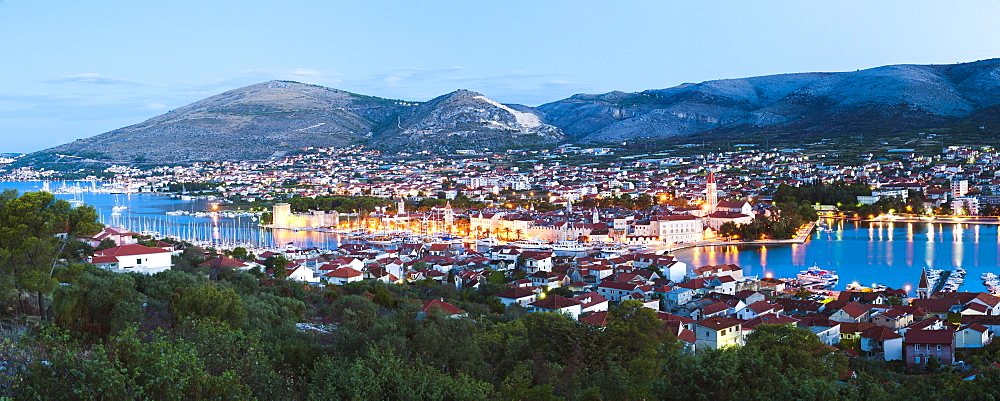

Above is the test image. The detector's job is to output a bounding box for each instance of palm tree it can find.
[504,227,512,241]
[515,229,523,240]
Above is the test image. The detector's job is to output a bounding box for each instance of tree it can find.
[96,238,117,251]
[52,266,145,339]
[170,284,247,328]
[545,286,574,298]
[263,255,289,279]
[718,221,738,240]
[140,269,205,310]
[0,189,101,318]
[308,348,492,400]
[228,246,250,260]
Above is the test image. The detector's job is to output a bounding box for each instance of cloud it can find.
[380,66,465,86]
[230,68,344,87]
[44,73,150,86]
[142,103,168,110]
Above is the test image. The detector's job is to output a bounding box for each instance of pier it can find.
[930,270,952,296]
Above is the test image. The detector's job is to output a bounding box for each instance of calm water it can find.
[674,218,1000,292]
[0,181,344,250]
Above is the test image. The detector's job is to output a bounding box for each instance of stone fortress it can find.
[270,203,340,229]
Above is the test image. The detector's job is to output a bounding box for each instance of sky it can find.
[1,0,999,154]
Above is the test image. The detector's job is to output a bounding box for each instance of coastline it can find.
[825,215,1000,225]
[658,221,817,254]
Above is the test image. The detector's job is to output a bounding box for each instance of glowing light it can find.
[904,284,911,293]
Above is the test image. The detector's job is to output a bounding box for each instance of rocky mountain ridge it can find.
[28,58,1000,164]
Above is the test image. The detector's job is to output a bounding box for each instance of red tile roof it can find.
[904,329,953,345]
[861,325,903,341]
[529,294,581,310]
[95,244,170,257]
[422,299,466,315]
[198,256,249,269]
[697,316,743,331]
[580,311,608,327]
[323,267,362,278]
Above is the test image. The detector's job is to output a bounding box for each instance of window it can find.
[936,345,942,351]
[914,344,921,351]
[914,356,921,364]
[137,258,142,265]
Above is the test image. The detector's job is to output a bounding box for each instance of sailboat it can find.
[68,190,85,207]
[112,195,128,214]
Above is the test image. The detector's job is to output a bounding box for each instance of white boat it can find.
[796,265,839,287]
[846,282,885,292]
[476,237,504,248]
[598,243,631,258]
[552,240,590,253]
[368,237,403,246]
[510,238,552,251]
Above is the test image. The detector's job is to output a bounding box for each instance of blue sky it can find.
[1,0,999,153]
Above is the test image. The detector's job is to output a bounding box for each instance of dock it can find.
[930,270,951,296]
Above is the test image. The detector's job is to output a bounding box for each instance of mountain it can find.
[539,58,1000,143]
[31,83,563,164]
[370,89,563,152]
[33,81,413,163]
[25,58,1000,165]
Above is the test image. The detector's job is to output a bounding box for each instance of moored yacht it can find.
[510,237,552,250]
[552,240,590,253]
[796,265,839,287]
[476,237,504,248]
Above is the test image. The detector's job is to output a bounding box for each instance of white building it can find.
[951,180,969,199]
[90,244,173,275]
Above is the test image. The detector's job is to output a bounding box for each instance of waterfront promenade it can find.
[654,221,817,255]
[829,215,1000,225]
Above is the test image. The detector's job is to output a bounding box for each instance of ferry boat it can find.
[509,238,552,251]
[597,243,631,258]
[552,240,590,253]
[796,265,839,287]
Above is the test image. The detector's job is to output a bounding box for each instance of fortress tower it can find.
[272,203,292,227]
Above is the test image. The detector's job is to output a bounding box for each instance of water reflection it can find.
[675,220,1000,291]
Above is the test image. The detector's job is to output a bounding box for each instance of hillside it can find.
[540,59,1000,143]
[370,89,563,152]
[31,81,414,163]
[23,58,1000,165]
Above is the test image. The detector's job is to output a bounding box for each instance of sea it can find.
[3,180,998,292]
[0,180,343,250]
[674,218,1000,292]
